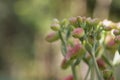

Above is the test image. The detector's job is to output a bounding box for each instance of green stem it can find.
[58,30,67,57]
[90,65,95,80]
[71,64,77,80]
[91,50,103,80]
[84,67,90,80]
[71,58,81,80]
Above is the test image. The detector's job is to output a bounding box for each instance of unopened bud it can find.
[66,43,85,60]
[53,18,59,24]
[83,52,91,65]
[62,75,73,80]
[102,20,113,31]
[103,69,113,79]
[105,35,117,49]
[50,23,60,31]
[86,17,92,25]
[114,35,120,43]
[45,32,59,42]
[116,22,120,29]
[69,17,77,25]
[61,58,72,69]
[77,16,83,24]
[103,25,112,31]
[97,58,106,70]
[72,28,85,38]
[113,29,120,35]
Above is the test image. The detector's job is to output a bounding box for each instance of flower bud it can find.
[77,16,83,24]
[72,28,85,38]
[45,32,59,42]
[103,69,113,79]
[97,58,106,70]
[62,75,73,80]
[103,25,112,31]
[114,35,120,43]
[83,52,92,65]
[105,35,117,49]
[61,58,72,69]
[92,18,100,26]
[102,20,113,31]
[86,17,92,25]
[116,22,120,29]
[66,43,85,60]
[110,76,115,80]
[53,18,59,23]
[69,17,77,25]
[113,29,120,35]
[50,23,60,31]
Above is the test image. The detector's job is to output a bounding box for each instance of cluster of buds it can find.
[45,16,120,80]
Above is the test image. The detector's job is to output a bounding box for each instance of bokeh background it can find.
[0,0,120,80]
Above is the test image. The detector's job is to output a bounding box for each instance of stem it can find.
[84,67,90,80]
[71,64,77,80]
[91,49,103,80]
[58,30,67,57]
[71,59,81,80]
[90,66,95,80]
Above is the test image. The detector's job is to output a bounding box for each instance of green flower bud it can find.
[86,17,92,25]
[84,41,92,54]
[53,18,59,24]
[45,32,59,42]
[77,16,83,24]
[103,69,113,79]
[61,19,69,28]
[61,58,72,69]
[50,23,60,31]
[72,28,85,38]
[83,52,92,65]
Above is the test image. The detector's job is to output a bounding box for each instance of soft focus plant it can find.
[46,16,120,80]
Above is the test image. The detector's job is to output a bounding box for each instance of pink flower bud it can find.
[62,75,73,80]
[97,58,106,70]
[113,29,120,35]
[105,35,117,49]
[72,28,85,38]
[45,32,59,42]
[69,17,77,25]
[66,43,85,60]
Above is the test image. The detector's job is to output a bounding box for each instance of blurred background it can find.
[0,0,120,80]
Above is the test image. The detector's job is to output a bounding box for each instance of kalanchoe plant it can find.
[46,16,120,80]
